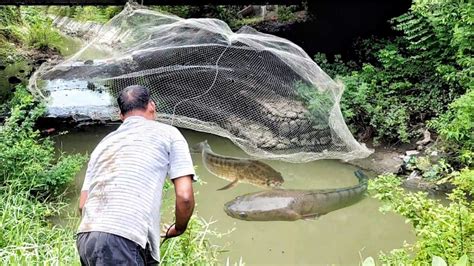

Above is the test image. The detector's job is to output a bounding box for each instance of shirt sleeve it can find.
[168,130,196,181]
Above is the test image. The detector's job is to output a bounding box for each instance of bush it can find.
[0,86,86,197]
[48,6,122,23]
[0,86,86,264]
[429,90,474,166]
[369,172,473,264]
[277,6,297,22]
[315,0,472,144]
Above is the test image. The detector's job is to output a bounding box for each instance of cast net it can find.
[30,3,372,162]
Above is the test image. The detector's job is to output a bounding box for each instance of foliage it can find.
[368,173,473,264]
[151,5,196,18]
[160,216,234,265]
[0,186,79,265]
[0,86,85,264]
[276,6,298,22]
[0,86,87,197]
[315,0,472,144]
[47,6,122,23]
[0,7,63,53]
[0,6,22,27]
[429,90,474,166]
[295,80,334,126]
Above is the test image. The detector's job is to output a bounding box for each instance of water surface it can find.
[56,126,415,265]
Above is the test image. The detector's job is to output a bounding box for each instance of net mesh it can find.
[30,3,373,162]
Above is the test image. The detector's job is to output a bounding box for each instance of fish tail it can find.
[354,170,368,184]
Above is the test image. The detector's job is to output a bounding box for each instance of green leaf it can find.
[362,257,376,266]
[432,256,447,266]
[454,255,470,266]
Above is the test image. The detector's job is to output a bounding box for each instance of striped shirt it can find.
[78,116,195,262]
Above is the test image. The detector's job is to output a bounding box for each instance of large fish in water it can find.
[224,170,368,221]
[191,140,284,190]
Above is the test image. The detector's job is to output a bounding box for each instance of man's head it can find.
[117,85,156,121]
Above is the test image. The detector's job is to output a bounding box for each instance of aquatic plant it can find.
[368,172,473,264]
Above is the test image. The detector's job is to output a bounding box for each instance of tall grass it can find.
[0,185,79,265]
[161,216,235,265]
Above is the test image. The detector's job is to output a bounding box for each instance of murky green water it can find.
[55,125,415,265]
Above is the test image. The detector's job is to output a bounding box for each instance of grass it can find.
[0,185,79,265]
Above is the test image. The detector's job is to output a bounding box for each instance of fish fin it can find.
[302,213,324,220]
[217,179,239,191]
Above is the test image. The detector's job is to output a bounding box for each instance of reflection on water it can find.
[55,126,415,265]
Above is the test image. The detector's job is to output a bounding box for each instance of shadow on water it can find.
[55,126,416,264]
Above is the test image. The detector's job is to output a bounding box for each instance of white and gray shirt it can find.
[78,116,195,262]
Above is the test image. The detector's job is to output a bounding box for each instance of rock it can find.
[286,111,297,118]
[407,170,421,180]
[348,149,404,174]
[415,129,431,146]
[84,59,94,65]
[319,136,331,145]
[300,139,309,146]
[406,150,420,156]
[276,143,287,149]
[289,120,298,132]
[290,137,299,144]
[279,122,290,136]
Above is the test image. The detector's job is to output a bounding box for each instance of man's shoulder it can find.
[149,120,182,136]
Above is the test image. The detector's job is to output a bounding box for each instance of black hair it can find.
[117,85,151,115]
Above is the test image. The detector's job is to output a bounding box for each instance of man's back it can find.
[79,115,194,262]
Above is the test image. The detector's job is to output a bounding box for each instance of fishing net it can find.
[29,3,372,162]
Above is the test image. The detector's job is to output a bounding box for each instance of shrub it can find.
[369,172,473,264]
[0,86,86,197]
[314,0,472,144]
[0,86,85,264]
[429,90,474,166]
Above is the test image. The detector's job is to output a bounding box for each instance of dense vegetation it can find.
[315,0,472,150]
[0,86,86,264]
[46,4,305,30]
[368,170,473,264]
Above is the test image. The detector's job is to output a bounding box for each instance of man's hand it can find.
[162,224,185,239]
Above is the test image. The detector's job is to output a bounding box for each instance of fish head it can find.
[266,175,284,188]
[224,191,293,221]
[190,140,210,153]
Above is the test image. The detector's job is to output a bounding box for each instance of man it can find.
[77,85,195,265]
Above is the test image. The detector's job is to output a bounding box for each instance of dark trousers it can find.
[76,232,159,266]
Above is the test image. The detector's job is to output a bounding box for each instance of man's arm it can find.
[166,175,195,238]
[79,191,88,214]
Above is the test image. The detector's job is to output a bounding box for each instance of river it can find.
[55,125,415,265]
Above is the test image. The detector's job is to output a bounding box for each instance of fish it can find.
[191,140,284,190]
[224,170,368,221]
